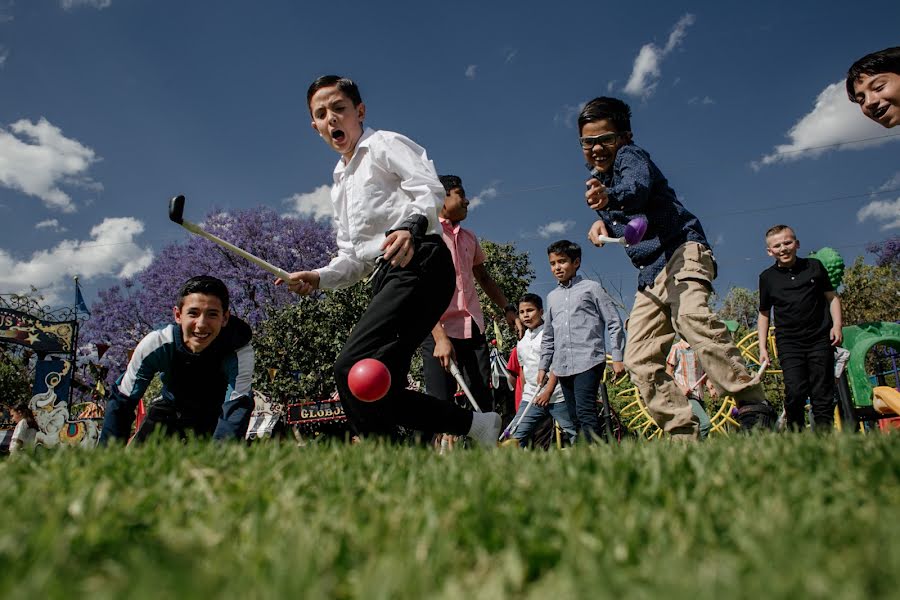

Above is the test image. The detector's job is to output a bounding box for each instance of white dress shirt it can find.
[518,324,566,404]
[315,128,444,290]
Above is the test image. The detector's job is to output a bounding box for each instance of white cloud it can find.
[0,117,100,212]
[0,46,8,68]
[857,172,900,230]
[35,218,67,233]
[468,185,498,209]
[754,81,897,169]
[554,102,586,129]
[624,13,695,100]
[713,233,725,246]
[61,0,111,9]
[688,96,715,105]
[0,217,154,303]
[503,48,518,64]
[537,220,575,239]
[465,65,477,80]
[283,185,333,220]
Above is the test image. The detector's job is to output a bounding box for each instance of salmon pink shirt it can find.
[438,217,486,339]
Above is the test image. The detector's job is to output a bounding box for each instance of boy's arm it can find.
[595,287,626,375]
[537,299,555,386]
[757,273,772,366]
[533,371,558,407]
[472,262,523,337]
[756,311,771,366]
[595,146,653,212]
[381,134,446,236]
[213,343,255,441]
[430,323,455,370]
[99,331,167,444]
[313,209,368,291]
[826,291,843,346]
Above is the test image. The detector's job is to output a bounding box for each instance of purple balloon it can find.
[623,216,648,246]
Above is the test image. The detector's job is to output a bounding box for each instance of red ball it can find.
[347,358,392,402]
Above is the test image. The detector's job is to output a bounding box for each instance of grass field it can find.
[1,434,898,599]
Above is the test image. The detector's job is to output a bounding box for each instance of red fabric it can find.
[507,347,524,410]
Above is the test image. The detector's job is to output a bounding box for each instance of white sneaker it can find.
[468,412,502,448]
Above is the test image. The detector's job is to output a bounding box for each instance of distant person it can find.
[665,339,717,439]
[578,96,775,436]
[99,276,255,444]
[278,76,501,446]
[9,400,38,453]
[538,240,625,443]
[507,294,576,446]
[757,225,843,431]
[420,174,522,414]
[846,46,900,128]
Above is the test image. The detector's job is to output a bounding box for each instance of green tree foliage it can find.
[840,255,900,325]
[0,352,31,410]
[715,286,759,334]
[253,284,370,403]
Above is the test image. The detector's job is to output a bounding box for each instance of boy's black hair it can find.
[846,47,900,101]
[307,75,363,111]
[439,175,464,195]
[578,97,632,134]
[518,293,543,311]
[547,240,581,262]
[177,276,230,312]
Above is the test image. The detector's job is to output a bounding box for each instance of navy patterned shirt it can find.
[591,143,710,289]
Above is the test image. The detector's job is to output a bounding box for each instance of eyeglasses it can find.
[579,132,621,149]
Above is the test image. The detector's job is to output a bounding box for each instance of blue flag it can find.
[75,280,91,315]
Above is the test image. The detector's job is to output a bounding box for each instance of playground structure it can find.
[619,322,900,437]
[0,294,100,450]
[835,322,900,430]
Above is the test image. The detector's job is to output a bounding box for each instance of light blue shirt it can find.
[539,275,625,377]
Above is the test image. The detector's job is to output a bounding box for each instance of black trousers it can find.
[420,324,493,413]
[334,235,474,437]
[780,343,835,430]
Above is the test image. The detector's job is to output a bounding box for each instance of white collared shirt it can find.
[315,128,443,289]
[518,323,566,404]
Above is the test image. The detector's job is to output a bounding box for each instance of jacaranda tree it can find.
[80,207,336,386]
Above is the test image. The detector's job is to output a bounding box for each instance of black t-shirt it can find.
[759,257,834,352]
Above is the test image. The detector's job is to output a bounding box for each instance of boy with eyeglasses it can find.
[579,96,775,437]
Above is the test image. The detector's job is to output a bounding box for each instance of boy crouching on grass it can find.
[99,276,254,444]
[278,75,501,446]
[538,240,625,444]
[506,294,576,446]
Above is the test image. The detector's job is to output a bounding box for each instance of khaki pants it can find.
[624,242,766,439]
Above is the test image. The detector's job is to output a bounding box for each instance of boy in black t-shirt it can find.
[757,225,843,430]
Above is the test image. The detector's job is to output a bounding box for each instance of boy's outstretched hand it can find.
[611,361,625,378]
[585,178,609,210]
[587,219,611,247]
[382,229,415,268]
[275,271,320,296]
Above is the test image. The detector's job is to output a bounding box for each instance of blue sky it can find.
[1,0,898,313]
